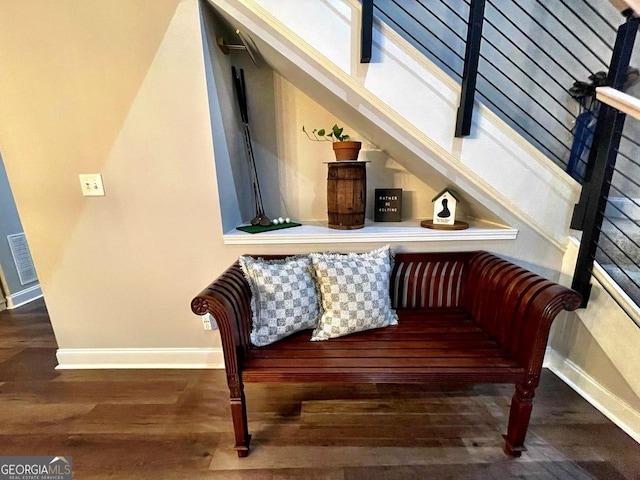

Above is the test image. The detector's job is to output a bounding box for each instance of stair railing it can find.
[360,1,640,312]
[571,15,640,307]
[361,0,618,171]
[456,0,485,137]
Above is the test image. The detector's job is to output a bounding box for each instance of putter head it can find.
[259,215,271,227]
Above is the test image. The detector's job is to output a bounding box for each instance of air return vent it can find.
[7,233,37,285]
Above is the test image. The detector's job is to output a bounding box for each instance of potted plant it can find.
[303,124,362,161]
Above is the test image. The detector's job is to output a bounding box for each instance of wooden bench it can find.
[191,251,581,457]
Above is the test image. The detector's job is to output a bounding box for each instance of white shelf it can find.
[223,219,518,245]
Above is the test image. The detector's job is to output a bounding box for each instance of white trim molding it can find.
[224,220,517,245]
[56,347,224,370]
[7,283,43,309]
[544,347,640,444]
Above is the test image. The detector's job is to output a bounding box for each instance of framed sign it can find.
[374,188,402,222]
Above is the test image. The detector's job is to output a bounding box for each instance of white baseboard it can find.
[544,347,640,444]
[56,347,224,369]
[7,283,43,309]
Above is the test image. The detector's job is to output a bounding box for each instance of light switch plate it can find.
[79,174,105,196]
[201,313,218,330]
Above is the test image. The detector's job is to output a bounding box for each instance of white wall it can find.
[0,0,232,366]
[547,238,640,443]
[243,75,443,223]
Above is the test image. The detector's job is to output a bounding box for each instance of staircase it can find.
[208,0,580,257]
[599,216,640,302]
[373,0,619,172]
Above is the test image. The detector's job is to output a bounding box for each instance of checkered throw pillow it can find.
[309,246,398,341]
[239,255,320,347]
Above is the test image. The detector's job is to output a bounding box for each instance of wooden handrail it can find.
[610,0,640,17]
[596,86,640,119]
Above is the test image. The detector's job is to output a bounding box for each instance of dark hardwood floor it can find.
[1,298,639,479]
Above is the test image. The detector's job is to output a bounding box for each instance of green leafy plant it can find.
[303,124,351,142]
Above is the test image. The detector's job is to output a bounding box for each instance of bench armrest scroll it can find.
[465,252,582,374]
[191,262,253,375]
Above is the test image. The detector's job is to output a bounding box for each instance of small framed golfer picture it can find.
[374,188,402,222]
[432,189,458,225]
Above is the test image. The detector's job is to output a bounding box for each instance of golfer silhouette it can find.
[437,199,451,218]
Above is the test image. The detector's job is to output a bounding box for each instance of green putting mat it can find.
[236,222,302,234]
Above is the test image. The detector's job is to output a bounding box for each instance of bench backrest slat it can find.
[390,252,477,309]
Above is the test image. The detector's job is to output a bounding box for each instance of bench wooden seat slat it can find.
[192,250,582,457]
[242,367,526,384]
[392,308,471,319]
[243,367,525,375]
[366,325,485,334]
[243,356,519,369]
[249,348,506,359]
[261,339,501,350]
[251,312,493,351]
[249,319,505,360]
[262,331,494,344]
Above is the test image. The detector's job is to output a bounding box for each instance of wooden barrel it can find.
[327,162,366,230]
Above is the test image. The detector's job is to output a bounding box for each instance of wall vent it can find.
[7,233,37,285]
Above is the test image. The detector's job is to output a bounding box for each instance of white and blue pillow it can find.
[309,245,398,341]
[239,255,320,347]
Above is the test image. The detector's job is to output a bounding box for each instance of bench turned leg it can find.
[503,377,537,457]
[227,375,251,457]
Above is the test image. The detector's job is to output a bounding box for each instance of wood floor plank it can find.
[0,403,96,434]
[300,397,500,415]
[344,461,601,480]
[207,445,509,471]
[0,348,60,381]
[0,348,21,363]
[0,380,189,404]
[50,368,212,383]
[0,434,219,477]
[68,403,235,435]
[248,427,500,449]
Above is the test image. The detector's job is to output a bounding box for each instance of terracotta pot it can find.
[332,141,362,161]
